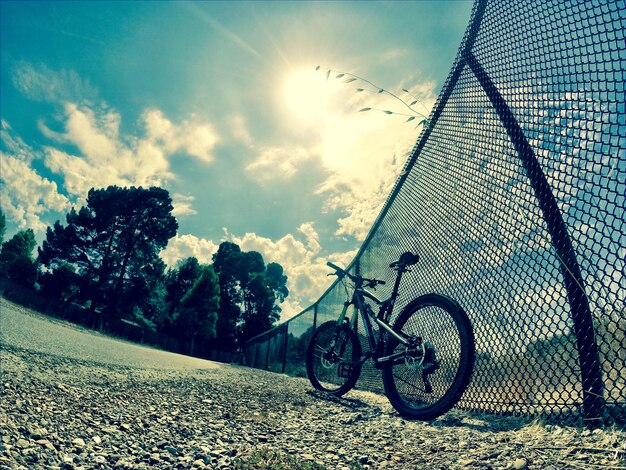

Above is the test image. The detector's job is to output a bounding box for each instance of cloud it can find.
[226,223,357,319]
[171,194,198,217]
[243,72,437,241]
[11,64,219,208]
[1,120,37,162]
[160,234,219,266]
[38,103,220,200]
[298,222,321,254]
[312,80,436,240]
[229,114,314,183]
[244,146,311,181]
[1,121,70,233]
[40,103,172,197]
[12,61,98,103]
[0,155,69,233]
[143,109,219,164]
[161,223,357,320]
[229,115,254,146]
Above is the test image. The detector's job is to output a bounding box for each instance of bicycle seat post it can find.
[390,266,405,303]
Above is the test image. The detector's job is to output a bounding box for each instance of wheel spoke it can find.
[393,372,424,393]
[306,321,362,396]
[382,296,475,420]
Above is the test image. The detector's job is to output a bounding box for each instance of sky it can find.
[0,0,473,320]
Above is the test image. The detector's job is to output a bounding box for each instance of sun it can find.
[282,68,335,123]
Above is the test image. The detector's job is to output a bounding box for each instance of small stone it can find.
[165,446,179,455]
[16,439,30,448]
[512,458,528,469]
[358,455,369,464]
[35,439,55,451]
[92,436,102,445]
[458,459,475,467]
[192,459,206,468]
[257,435,268,443]
[72,438,86,448]
[32,428,48,439]
[155,440,168,449]
[301,454,314,460]
[120,424,131,431]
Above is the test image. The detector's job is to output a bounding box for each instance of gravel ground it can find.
[1,298,625,470]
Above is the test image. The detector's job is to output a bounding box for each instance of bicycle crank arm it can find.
[375,351,405,364]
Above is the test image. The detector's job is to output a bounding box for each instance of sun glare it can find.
[282,68,334,123]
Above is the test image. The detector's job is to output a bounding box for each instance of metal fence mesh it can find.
[245,0,625,424]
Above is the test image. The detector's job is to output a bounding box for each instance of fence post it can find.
[463,41,605,425]
[281,324,288,374]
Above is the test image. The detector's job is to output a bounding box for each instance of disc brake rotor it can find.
[404,340,427,370]
[320,352,334,369]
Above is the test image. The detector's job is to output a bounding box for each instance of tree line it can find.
[0,185,287,353]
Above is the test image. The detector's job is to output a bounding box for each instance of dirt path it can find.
[1,298,625,469]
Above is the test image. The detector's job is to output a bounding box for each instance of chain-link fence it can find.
[245,0,625,425]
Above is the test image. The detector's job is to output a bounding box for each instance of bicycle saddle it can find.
[389,251,419,268]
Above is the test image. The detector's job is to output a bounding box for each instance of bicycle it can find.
[305,252,475,420]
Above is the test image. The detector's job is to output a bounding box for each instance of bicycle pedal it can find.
[338,363,354,378]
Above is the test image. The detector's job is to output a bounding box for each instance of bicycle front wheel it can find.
[306,321,362,396]
[382,294,475,420]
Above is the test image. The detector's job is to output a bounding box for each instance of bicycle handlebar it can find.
[326,261,343,273]
[326,262,386,286]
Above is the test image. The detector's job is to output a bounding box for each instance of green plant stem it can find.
[329,69,430,119]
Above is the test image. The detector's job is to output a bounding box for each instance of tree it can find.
[0,229,37,287]
[39,261,81,302]
[158,257,202,334]
[126,256,168,331]
[239,271,277,345]
[212,242,244,351]
[38,186,178,325]
[0,209,6,245]
[212,241,289,349]
[266,262,289,307]
[165,257,202,311]
[170,265,220,352]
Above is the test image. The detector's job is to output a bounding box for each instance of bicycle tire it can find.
[382,294,475,420]
[306,321,362,396]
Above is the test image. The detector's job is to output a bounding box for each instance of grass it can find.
[231,449,325,470]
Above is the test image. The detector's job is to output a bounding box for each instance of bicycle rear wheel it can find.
[382,294,475,420]
[306,321,362,396]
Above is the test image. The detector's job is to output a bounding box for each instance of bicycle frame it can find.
[335,270,411,365]
[310,255,474,420]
